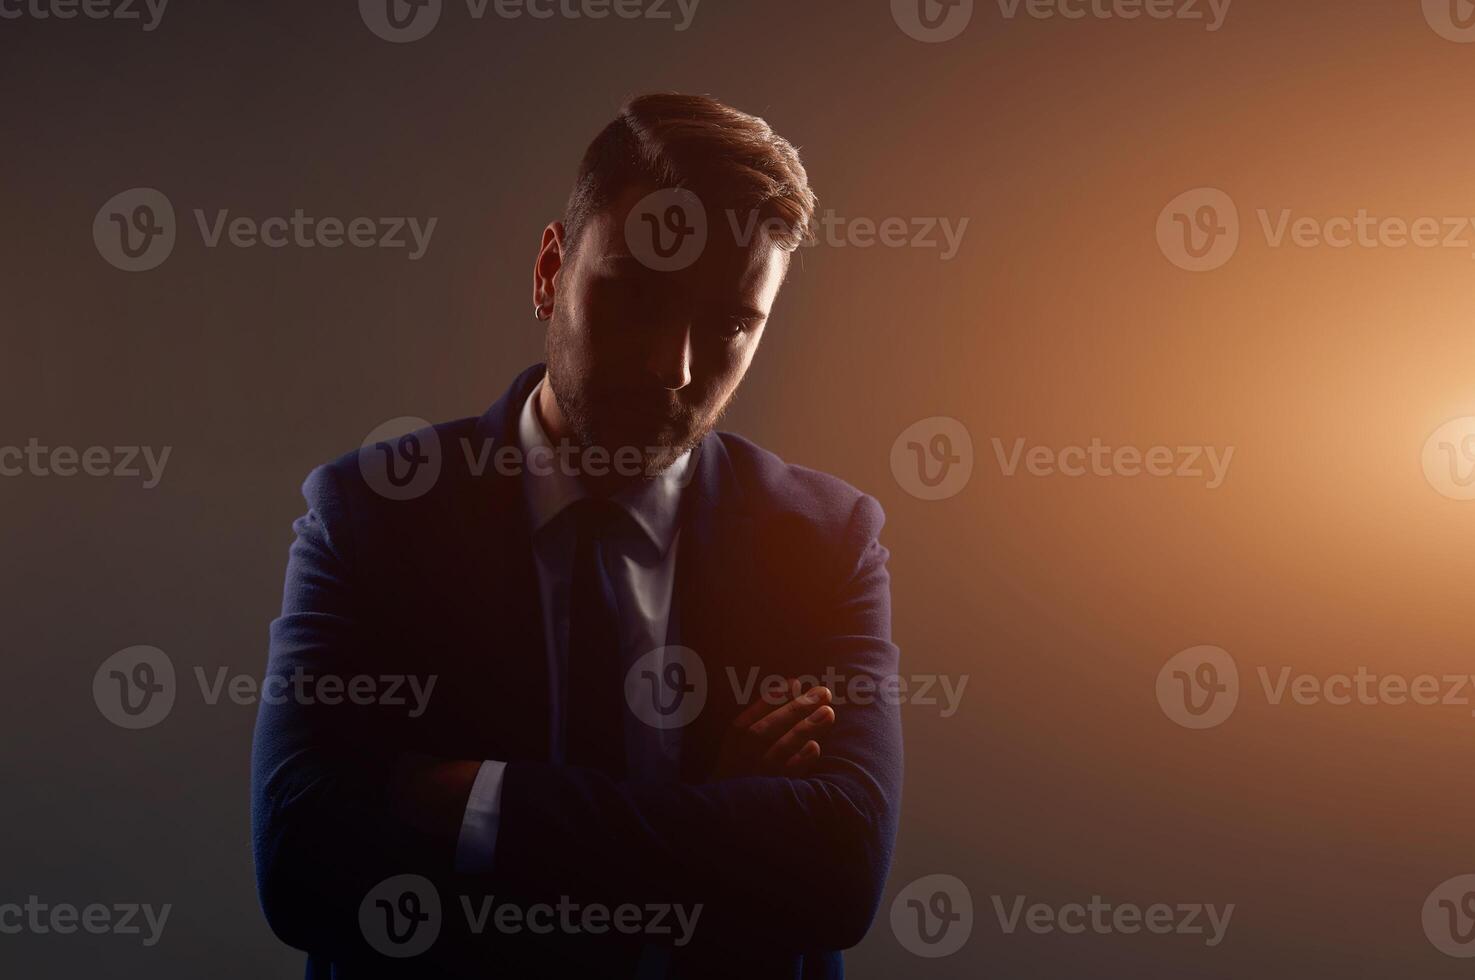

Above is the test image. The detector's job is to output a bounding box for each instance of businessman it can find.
[251,93,903,978]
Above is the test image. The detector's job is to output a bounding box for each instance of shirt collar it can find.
[517,375,693,554]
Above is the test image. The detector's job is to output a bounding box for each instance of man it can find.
[251,93,902,979]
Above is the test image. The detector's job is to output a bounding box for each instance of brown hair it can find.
[563,93,818,254]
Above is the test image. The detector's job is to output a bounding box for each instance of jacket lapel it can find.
[450,363,553,761]
[673,434,757,781]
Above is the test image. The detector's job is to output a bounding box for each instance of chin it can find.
[592,412,678,450]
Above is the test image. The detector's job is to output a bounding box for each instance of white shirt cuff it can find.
[453,759,507,874]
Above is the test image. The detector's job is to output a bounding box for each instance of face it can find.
[534,184,789,477]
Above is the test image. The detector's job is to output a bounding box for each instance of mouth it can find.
[604,392,684,427]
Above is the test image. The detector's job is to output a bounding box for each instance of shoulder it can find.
[299,414,485,520]
[714,431,887,550]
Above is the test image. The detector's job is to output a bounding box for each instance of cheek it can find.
[730,337,760,378]
[698,337,760,401]
[729,324,765,374]
[552,307,605,369]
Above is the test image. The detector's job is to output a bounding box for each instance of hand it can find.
[710,679,835,779]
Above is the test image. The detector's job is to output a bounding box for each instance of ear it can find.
[533,221,566,320]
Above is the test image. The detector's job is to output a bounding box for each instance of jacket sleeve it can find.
[250,463,469,962]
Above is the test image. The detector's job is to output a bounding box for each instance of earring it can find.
[534,302,551,321]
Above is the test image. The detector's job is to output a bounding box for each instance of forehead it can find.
[579,183,789,308]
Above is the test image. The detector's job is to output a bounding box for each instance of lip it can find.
[604,393,681,423]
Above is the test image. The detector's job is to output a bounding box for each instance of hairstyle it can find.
[562,93,818,255]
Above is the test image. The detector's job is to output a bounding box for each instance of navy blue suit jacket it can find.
[251,364,903,978]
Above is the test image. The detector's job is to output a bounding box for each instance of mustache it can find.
[596,389,690,422]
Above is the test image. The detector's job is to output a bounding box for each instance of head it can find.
[533,93,817,478]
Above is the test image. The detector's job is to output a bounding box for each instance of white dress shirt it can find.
[455,375,694,873]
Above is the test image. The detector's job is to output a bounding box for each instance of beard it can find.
[545,319,728,478]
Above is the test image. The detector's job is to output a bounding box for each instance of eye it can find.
[719,314,762,340]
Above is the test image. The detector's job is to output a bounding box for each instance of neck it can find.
[535,375,572,443]
[533,375,636,496]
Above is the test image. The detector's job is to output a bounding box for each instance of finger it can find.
[749,686,832,743]
[763,704,835,765]
[732,675,812,732]
[731,675,806,732]
[730,690,781,732]
[783,740,821,774]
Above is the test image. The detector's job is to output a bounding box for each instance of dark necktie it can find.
[565,497,628,778]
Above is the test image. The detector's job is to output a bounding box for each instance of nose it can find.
[646,320,693,390]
